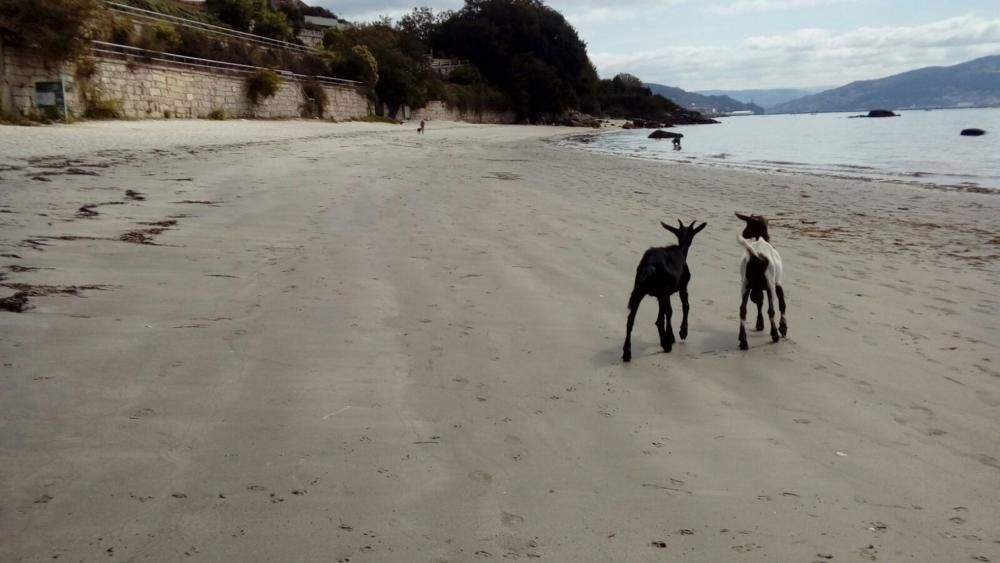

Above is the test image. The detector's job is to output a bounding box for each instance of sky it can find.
[315,0,1000,91]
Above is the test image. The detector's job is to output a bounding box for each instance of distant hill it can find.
[695,88,826,110]
[771,55,1000,114]
[645,83,765,115]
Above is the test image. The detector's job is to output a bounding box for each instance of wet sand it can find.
[1,120,998,562]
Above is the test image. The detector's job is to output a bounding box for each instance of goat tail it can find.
[627,288,644,311]
[627,264,654,310]
[737,235,760,259]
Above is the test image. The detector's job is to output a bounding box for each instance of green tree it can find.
[253,8,293,41]
[612,73,645,92]
[203,0,257,32]
[596,74,685,120]
[203,0,292,40]
[325,23,431,113]
[396,7,441,46]
[432,0,599,121]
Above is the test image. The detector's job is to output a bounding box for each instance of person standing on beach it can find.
[672,137,682,151]
[418,119,426,133]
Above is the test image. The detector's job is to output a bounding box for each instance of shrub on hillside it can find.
[84,96,121,119]
[138,21,182,53]
[0,0,102,62]
[93,10,135,44]
[301,80,329,118]
[245,68,281,105]
[252,8,293,42]
[121,0,223,26]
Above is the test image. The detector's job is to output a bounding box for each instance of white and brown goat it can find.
[736,213,787,350]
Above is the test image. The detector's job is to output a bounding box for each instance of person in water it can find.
[672,137,682,151]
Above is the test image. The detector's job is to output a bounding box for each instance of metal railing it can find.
[105,1,319,54]
[91,41,362,88]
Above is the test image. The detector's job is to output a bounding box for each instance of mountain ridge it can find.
[695,88,828,110]
[645,83,765,115]
[770,55,1000,114]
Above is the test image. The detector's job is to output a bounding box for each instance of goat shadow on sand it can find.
[592,325,747,368]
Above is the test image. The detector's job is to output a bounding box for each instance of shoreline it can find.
[559,108,1000,193]
[559,139,1000,195]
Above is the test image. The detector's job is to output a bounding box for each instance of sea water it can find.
[567,108,1000,191]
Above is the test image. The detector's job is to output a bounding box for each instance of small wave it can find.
[754,159,803,166]
[834,164,878,171]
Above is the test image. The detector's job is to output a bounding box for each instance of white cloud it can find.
[566,8,639,27]
[563,1,687,28]
[711,0,854,15]
[592,15,1000,89]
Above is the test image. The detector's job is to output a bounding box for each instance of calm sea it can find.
[565,108,1000,191]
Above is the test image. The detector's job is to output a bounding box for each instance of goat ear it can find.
[735,212,750,222]
[693,222,707,234]
[661,221,680,235]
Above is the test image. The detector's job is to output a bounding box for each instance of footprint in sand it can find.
[128,408,156,420]
[501,512,525,529]
[469,470,492,486]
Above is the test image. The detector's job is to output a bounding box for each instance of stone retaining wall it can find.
[0,43,370,121]
[411,101,515,124]
[0,43,82,119]
[88,58,369,120]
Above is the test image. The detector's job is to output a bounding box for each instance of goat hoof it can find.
[779,324,788,338]
[755,320,764,331]
[622,351,632,363]
[771,331,780,343]
[739,341,749,351]
[679,328,688,340]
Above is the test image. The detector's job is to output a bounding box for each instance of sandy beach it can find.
[1,120,998,562]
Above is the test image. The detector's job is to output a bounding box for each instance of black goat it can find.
[623,220,707,362]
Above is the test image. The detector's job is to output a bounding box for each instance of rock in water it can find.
[961,128,986,136]
[866,109,898,118]
[648,130,683,139]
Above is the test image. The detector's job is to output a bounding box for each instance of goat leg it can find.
[679,287,690,341]
[739,287,750,351]
[623,292,642,362]
[766,285,779,343]
[656,295,673,353]
[664,296,675,351]
[655,296,667,351]
[776,285,788,338]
